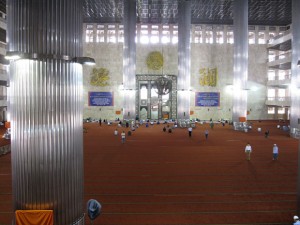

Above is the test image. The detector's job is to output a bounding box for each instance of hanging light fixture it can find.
[5,51,95,66]
[154,76,172,95]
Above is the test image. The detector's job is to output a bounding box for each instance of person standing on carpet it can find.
[204,129,209,140]
[245,143,252,161]
[121,131,126,143]
[188,127,192,137]
[272,144,279,160]
[114,129,118,136]
[264,130,269,138]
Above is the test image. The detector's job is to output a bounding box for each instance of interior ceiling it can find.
[83,0,292,26]
[0,0,6,14]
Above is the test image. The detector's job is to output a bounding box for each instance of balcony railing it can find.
[268,74,291,81]
[267,75,291,87]
[267,97,289,101]
[267,29,291,44]
[266,97,291,106]
[268,51,291,62]
[0,42,6,49]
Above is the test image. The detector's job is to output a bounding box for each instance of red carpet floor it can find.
[0,121,298,225]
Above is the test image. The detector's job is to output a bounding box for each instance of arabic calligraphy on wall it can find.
[199,67,218,87]
[90,68,110,87]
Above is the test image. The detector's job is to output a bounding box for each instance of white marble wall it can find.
[191,44,233,120]
[83,43,124,120]
[247,45,268,120]
[83,42,268,121]
[136,44,178,75]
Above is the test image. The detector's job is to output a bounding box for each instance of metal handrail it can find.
[268,51,291,62]
[268,74,291,81]
[267,97,290,101]
[267,29,291,44]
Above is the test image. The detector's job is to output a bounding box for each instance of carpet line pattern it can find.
[0,121,298,224]
[101,210,294,215]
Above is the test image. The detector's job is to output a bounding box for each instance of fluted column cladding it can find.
[177,0,191,120]
[7,1,84,225]
[7,0,82,57]
[123,0,136,120]
[232,0,248,122]
[290,0,300,133]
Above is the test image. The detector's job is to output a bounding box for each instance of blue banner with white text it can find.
[89,92,114,106]
[195,92,220,107]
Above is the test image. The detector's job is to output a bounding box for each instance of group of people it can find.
[162,126,173,133]
[114,129,126,143]
[245,143,279,161]
[186,127,209,140]
[98,118,110,126]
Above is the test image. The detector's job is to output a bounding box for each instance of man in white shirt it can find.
[114,129,118,136]
[294,215,300,225]
[121,131,126,143]
[272,144,279,160]
[188,127,192,137]
[205,130,209,140]
[245,143,252,161]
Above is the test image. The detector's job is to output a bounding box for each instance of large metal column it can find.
[290,0,300,215]
[7,1,84,225]
[232,0,248,122]
[290,0,300,135]
[123,0,136,120]
[177,0,191,120]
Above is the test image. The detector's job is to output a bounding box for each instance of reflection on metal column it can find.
[291,0,300,216]
[290,0,300,135]
[232,0,248,123]
[177,0,191,120]
[123,0,137,120]
[7,1,84,225]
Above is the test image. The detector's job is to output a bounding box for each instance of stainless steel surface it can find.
[177,0,191,120]
[290,1,300,137]
[7,0,82,58]
[295,1,300,212]
[232,0,248,122]
[123,0,136,120]
[7,0,84,224]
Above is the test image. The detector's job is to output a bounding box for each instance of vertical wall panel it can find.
[123,0,136,120]
[7,1,84,225]
[290,0,300,135]
[177,0,191,120]
[232,0,248,122]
